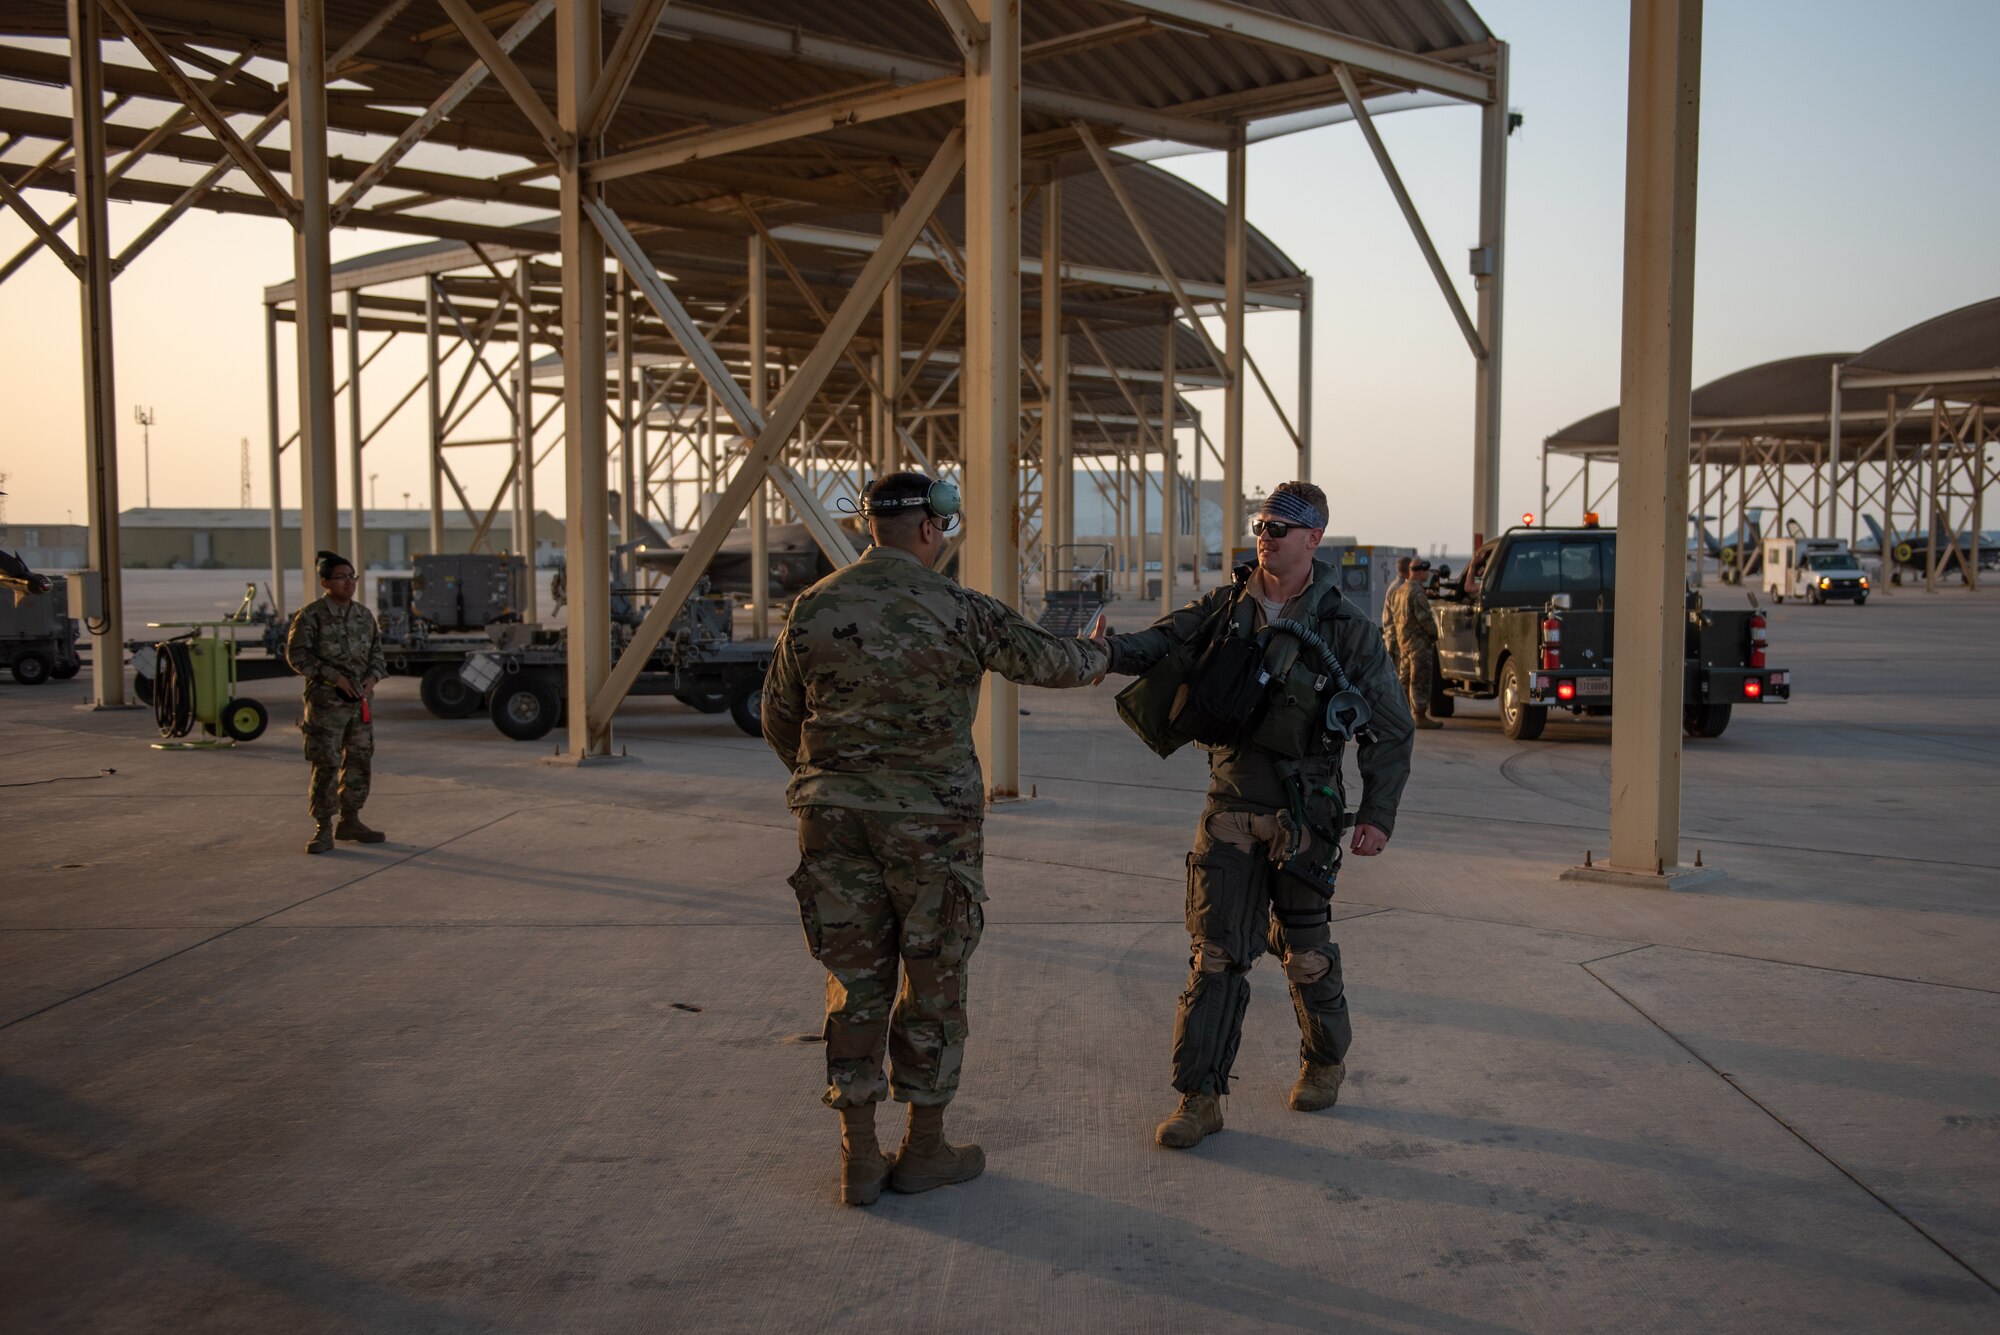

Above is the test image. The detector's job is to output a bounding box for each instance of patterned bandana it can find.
[1257,490,1326,530]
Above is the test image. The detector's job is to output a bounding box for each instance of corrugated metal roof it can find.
[6,1,1496,250]
[1847,297,2000,382]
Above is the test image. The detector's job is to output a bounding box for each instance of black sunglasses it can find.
[1251,519,1302,539]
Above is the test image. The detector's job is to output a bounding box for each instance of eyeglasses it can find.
[324,572,357,582]
[1251,519,1300,539]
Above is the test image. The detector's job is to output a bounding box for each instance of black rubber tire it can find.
[11,651,52,686]
[1427,654,1456,719]
[674,688,730,714]
[1773,593,1785,604]
[1855,595,1867,606]
[1499,658,1546,742]
[490,671,561,741]
[52,659,80,680]
[420,662,483,718]
[1684,702,1732,739]
[133,672,154,705]
[729,677,764,737]
[220,696,269,742]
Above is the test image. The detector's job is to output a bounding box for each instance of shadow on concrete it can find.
[884,1171,1529,1335]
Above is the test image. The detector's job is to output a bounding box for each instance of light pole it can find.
[132,405,156,508]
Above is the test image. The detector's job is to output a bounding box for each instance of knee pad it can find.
[1192,939,1236,974]
[1281,948,1332,986]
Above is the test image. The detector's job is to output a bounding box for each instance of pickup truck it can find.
[1428,524,1790,741]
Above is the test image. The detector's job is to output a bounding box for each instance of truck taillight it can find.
[1743,679,1762,700]
[1540,612,1562,670]
[1556,679,1576,701]
[1748,611,1767,669]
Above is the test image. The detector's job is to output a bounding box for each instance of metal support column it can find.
[1606,0,1703,878]
[1053,333,1071,552]
[1471,41,1510,550]
[70,0,125,706]
[748,231,771,637]
[425,277,445,555]
[1040,179,1064,581]
[345,288,365,595]
[286,0,338,580]
[265,303,286,614]
[965,0,1020,799]
[1222,127,1247,565]
[1297,276,1314,483]
[882,212,901,472]
[515,259,538,619]
[1161,324,1178,614]
[559,0,611,757]
[617,281,635,553]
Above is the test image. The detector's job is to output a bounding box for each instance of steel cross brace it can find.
[584,127,968,736]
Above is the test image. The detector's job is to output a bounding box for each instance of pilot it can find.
[1096,481,1415,1151]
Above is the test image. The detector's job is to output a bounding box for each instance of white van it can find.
[1762,537,1869,605]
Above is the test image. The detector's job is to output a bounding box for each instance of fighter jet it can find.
[631,520,839,600]
[1859,514,1999,579]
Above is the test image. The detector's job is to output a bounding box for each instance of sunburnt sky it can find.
[2,0,1995,552]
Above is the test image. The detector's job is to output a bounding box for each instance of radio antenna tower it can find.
[240,438,252,507]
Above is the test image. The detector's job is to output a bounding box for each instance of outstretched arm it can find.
[972,592,1111,688]
[760,627,807,770]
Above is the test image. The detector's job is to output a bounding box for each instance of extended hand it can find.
[1089,613,1107,642]
[1349,823,1389,856]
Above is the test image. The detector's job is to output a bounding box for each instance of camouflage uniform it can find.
[284,596,387,823]
[1106,559,1414,1095]
[1380,576,1409,670]
[763,545,1109,1109]
[1392,578,1439,723]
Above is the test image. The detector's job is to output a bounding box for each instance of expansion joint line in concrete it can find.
[1581,956,2000,1297]
[0,807,526,1037]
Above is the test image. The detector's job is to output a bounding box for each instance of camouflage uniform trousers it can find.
[1397,639,1437,720]
[301,686,373,821]
[789,805,986,1109]
[1175,801,1350,1096]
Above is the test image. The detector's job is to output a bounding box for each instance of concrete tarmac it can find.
[2,578,1996,1332]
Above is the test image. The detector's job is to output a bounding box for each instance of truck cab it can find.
[1761,537,1868,605]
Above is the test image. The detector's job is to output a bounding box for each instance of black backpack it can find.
[1169,594,1271,746]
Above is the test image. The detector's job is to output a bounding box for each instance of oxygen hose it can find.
[1265,618,1354,692]
[1266,617,1373,741]
[152,638,197,739]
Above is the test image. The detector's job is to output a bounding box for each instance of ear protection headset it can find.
[857,476,962,532]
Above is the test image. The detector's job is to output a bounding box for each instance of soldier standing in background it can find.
[1395,559,1444,729]
[285,551,388,854]
[762,472,1110,1206]
[1381,555,1414,673]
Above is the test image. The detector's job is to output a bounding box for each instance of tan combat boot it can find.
[1155,1092,1224,1149]
[1288,1060,1346,1111]
[837,1104,891,1207]
[335,814,386,843]
[305,821,335,855]
[887,1104,984,1194]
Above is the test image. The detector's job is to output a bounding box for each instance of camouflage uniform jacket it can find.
[763,544,1111,819]
[1394,578,1438,649]
[1104,559,1415,835]
[1380,578,1409,660]
[285,596,387,695]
